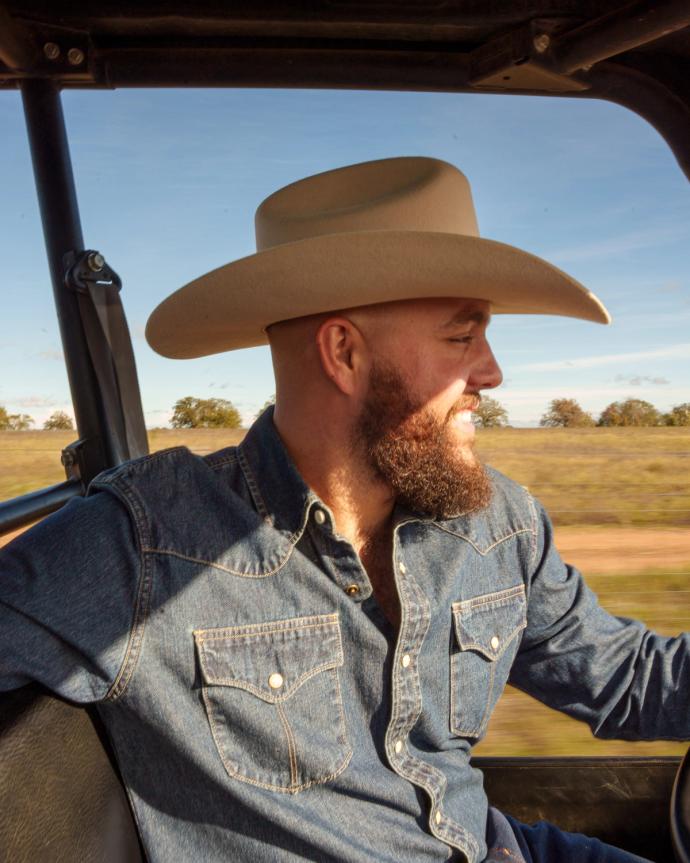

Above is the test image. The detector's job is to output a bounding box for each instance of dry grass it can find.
[0,428,245,500]
[476,426,690,528]
[4,427,689,527]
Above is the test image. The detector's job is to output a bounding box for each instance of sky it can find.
[1,88,688,428]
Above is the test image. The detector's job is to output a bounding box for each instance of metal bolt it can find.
[67,47,85,66]
[43,42,61,61]
[533,33,551,54]
[87,252,105,272]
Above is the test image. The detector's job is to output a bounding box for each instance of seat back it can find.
[0,684,143,862]
[672,748,690,863]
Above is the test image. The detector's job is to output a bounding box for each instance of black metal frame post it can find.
[0,79,148,536]
[20,79,111,477]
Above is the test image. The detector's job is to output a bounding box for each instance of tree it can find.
[540,398,594,428]
[597,398,661,427]
[43,410,75,430]
[663,402,690,426]
[171,396,242,429]
[473,397,508,428]
[0,406,34,430]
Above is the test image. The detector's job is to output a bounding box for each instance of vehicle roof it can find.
[1,1,689,178]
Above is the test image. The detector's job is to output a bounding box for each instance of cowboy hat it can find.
[146,156,610,359]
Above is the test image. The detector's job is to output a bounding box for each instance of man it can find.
[1,157,687,862]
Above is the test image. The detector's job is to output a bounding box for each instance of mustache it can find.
[446,393,481,422]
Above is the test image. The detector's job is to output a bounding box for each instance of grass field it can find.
[2,426,689,756]
[3,426,689,527]
[0,428,246,501]
[477,426,690,528]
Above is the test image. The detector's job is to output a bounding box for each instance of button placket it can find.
[386,552,428,764]
[315,527,371,601]
[385,532,477,858]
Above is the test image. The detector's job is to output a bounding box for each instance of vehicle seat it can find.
[672,748,690,863]
[0,684,143,862]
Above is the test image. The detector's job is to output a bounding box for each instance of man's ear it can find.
[316,316,367,396]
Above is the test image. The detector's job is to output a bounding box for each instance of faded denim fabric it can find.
[1,407,689,863]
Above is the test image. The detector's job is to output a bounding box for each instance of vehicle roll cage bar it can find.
[0,0,688,538]
[0,80,148,534]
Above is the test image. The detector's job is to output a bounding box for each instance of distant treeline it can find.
[0,408,73,431]
[2,396,689,430]
[477,397,690,428]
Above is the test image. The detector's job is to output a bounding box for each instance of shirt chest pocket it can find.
[450,584,527,741]
[194,613,352,793]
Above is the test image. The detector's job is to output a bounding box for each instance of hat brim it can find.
[146,231,610,359]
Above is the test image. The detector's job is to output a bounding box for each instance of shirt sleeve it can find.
[0,489,142,703]
[509,498,690,741]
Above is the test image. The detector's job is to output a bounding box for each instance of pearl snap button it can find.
[346,584,360,597]
[401,654,411,668]
[313,509,326,524]
[398,562,407,574]
[268,673,284,689]
[490,636,500,650]
[435,811,441,825]
[394,740,403,754]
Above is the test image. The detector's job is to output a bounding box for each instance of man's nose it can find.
[470,343,503,391]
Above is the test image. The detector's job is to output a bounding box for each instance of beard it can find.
[354,362,492,519]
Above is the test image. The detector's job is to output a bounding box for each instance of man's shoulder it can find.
[485,465,533,509]
[85,443,250,550]
[90,444,240,493]
[434,466,536,550]
[81,447,272,569]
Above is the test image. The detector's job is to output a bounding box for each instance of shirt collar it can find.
[237,406,318,538]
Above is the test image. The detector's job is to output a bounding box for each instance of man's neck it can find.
[272,405,395,551]
[272,405,402,628]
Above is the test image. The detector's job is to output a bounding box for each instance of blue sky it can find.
[1,88,688,427]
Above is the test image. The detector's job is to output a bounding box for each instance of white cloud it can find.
[546,225,689,264]
[13,395,60,408]
[614,374,669,386]
[659,279,683,294]
[517,343,690,372]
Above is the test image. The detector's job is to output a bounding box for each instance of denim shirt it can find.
[1,408,689,863]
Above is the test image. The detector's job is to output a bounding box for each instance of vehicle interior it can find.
[1,2,689,861]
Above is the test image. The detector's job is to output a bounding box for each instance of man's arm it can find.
[0,490,142,703]
[509,498,690,741]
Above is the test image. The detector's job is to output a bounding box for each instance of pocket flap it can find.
[194,613,343,702]
[452,585,526,661]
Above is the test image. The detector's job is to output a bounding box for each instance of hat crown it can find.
[255,156,480,250]
[146,155,610,360]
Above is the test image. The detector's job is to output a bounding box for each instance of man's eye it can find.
[449,336,473,344]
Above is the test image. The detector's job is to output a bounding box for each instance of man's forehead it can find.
[371,297,492,328]
[439,303,491,328]
[277,297,492,338]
